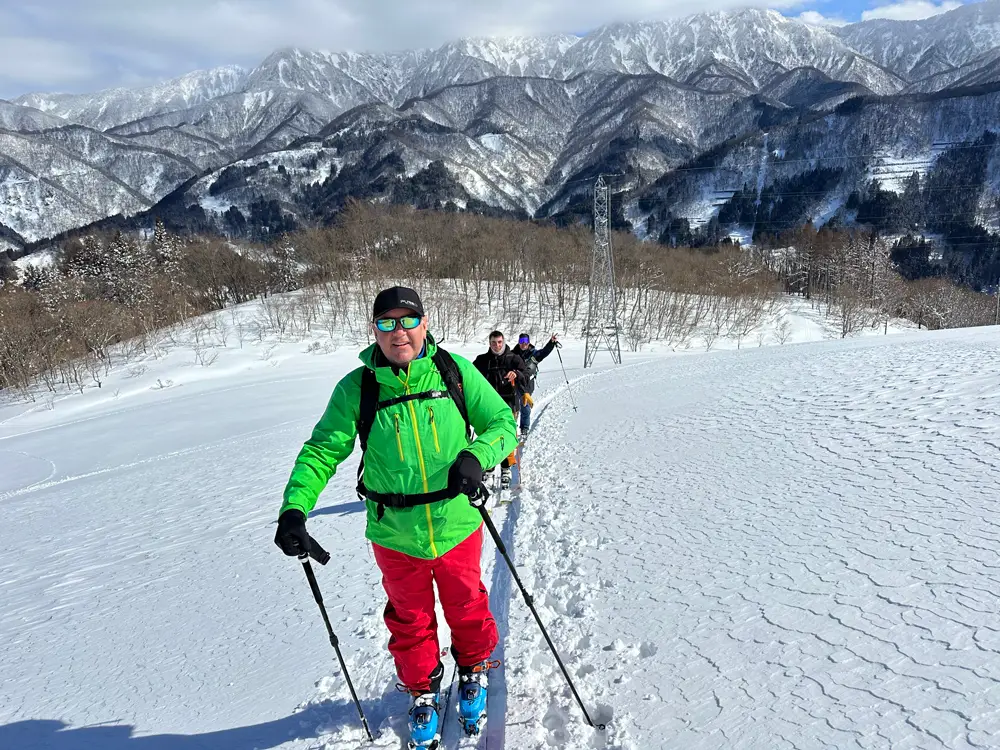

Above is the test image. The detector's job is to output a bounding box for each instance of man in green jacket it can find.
[274,286,517,747]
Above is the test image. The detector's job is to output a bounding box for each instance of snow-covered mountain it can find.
[400,35,581,101]
[839,0,1000,81]
[761,67,872,110]
[126,72,765,231]
[105,88,341,160]
[632,82,1000,254]
[243,48,415,111]
[551,10,905,95]
[5,1,1000,250]
[0,126,201,242]
[14,66,249,131]
[0,100,68,131]
[904,48,1000,93]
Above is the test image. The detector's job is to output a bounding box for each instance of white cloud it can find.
[0,37,99,90]
[797,10,849,26]
[861,0,962,21]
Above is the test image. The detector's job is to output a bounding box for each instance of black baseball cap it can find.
[372,286,424,319]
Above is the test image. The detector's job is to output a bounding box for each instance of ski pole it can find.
[469,487,605,730]
[554,343,578,412]
[298,536,375,742]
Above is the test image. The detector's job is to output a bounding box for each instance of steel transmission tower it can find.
[584,175,622,368]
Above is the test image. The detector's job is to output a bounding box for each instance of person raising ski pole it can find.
[510,332,558,439]
[472,331,527,488]
[273,286,518,750]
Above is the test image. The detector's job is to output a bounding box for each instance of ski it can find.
[436,660,460,749]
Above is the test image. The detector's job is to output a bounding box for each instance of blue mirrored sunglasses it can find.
[375,315,422,332]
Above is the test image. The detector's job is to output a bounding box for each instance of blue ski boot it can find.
[407,692,441,750]
[457,660,500,736]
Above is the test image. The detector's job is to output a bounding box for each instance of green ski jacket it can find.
[280,336,517,559]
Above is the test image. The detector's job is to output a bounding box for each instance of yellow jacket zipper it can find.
[399,366,437,557]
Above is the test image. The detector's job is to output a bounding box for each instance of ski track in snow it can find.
[4,326,1000,749]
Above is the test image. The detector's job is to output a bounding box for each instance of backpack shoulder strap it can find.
[357,366,379,452]
[356,366,380,503]
[433,347,472,439]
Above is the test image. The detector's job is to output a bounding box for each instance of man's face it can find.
[518,340,531,350]
[489,335,504,354]
[373,307,428,366]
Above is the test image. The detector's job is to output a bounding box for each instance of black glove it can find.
[274,509,309,556]
[448,451,483,497]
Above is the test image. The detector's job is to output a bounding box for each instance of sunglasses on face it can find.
[375,315,422,332]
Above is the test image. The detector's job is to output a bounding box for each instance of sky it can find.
[0,0,979,100]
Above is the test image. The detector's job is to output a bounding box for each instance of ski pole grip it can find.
[308,535,331,565]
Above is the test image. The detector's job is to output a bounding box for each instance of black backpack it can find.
[355,347,473,518]
[518,350,539,394]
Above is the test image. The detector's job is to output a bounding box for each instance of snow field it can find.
[501,328,1000,749]
[0,289,976,750]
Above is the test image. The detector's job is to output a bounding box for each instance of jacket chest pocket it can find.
[392,413,405,461]
[368,409,408,466]
[371,396,460,468]
[427,407,441,453]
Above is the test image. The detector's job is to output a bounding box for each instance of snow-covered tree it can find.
[150,218,183,283]
[104,231,154,308]
[271,235,302,293]
[64,235,110,285]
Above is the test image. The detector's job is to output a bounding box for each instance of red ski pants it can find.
[372,526,498,693]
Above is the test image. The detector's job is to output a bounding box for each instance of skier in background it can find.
[510,332,558,439]
[472,330,527,488]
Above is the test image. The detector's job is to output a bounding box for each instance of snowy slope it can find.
[839,0,1000,81]
[0,101,68,131]
[106,87,341,158]
[2,297,996,750]
[0,127,200,243]
[502,328,1000,749]
[551,10,905,95]
[174,73,750,225]
[635,82,1000,235]
[14,67,249,131]
[400,35,580,101]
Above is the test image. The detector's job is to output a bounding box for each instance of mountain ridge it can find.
[3,1,1000,252]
